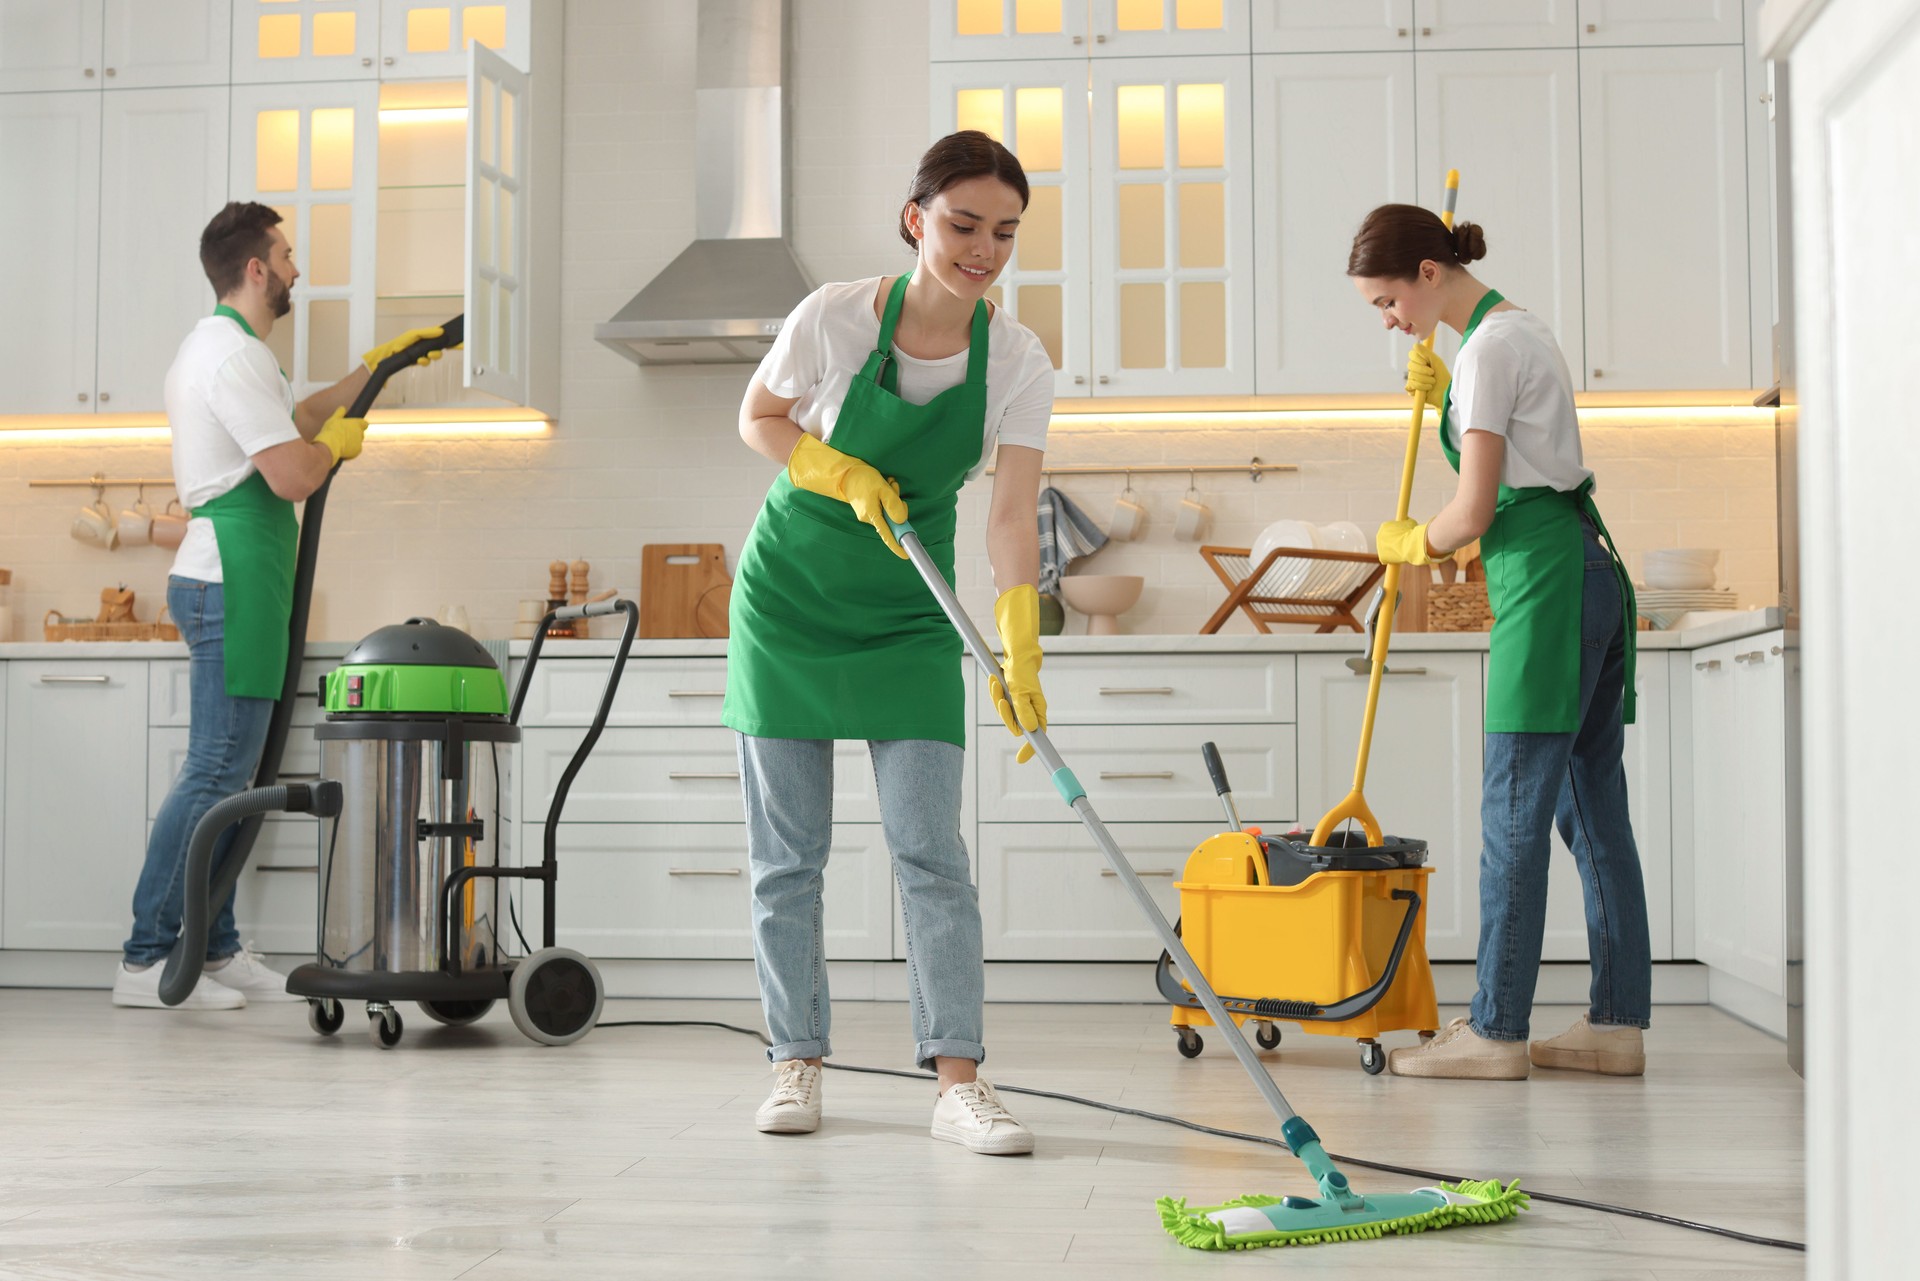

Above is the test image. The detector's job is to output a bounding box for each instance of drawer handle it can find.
[277,772,320,781]
[1099,771,1176,781]
[257,865,319,874]
[669,867,742,877]
[1344,658,1427,676]
[39,674,111,684]
[1098,686,1174,696]
[1695,659,1722,672]
[669,771,741,781]
[1102,868,1175,878]
[667,690,726,698]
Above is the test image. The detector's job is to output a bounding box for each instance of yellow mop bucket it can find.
[1159,748,1440,1074]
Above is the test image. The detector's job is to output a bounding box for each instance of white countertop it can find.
[0,607,1784,662]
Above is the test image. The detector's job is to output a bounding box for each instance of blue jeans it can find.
[738,734,984,1072]
[1470,526,1653,1040]
[122,577,273,966]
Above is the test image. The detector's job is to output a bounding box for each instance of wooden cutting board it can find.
[641,544,732,638]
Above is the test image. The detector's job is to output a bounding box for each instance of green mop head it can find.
[1157,1119,1528,1250]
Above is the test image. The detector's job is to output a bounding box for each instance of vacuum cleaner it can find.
[157,317,640,1049]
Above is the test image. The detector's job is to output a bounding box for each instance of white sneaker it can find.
[931,1079,1034,1155]
[755,1060,824,1134]
[1388,1017,1529,1079]
[205,944,300,1001]
[111,961,245,1011]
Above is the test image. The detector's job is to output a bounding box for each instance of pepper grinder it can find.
[546,559,572,638]
[568,559,591,639]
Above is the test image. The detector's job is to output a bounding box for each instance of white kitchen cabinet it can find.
[513,823,894,962]
[378,0,520,80]
[1576,0,1742,46]
[979,652,1295,725]
[1296,651,1483,960]
[463,42,529,405]
[1415,48,1584,381]
[0,0,103,92]
[1090,55,1255,396]
[229,79,380,397]
[229,0,379,84]
[0,91,100,415]
[1252,51,1417,394]
[980,722,1296,825]
[1580,45,1750,390]
[101,0,230,89]
[96,87,230,414]
[1251,0,1414,53]
[150,728,322,817]
[3,662,148,950]
[1411,0,1576,49]
[1744,0,1772,391]
[0,663,7,944]
[156,818,321,955]
[513,655,730,727]
[150,659,329,726]
[978,820,1204,960]
[928,59,1093,399]
[1690,633,1785,997]
[930,1,1249,61]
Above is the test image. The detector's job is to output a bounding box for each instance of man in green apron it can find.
[114,202,449,1010]
[1346,204,1653,1080]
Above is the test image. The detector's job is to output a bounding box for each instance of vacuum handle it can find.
[344,315,464,420]
[1200,741,1242,831]
[552,596,622,622]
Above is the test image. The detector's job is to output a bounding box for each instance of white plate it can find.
[1250,520,1319,597]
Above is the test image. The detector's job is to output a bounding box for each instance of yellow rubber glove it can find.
[314,408,368,466]
[1406,344,1450,404]
[990,584,1047,765]
[786,432,909,558]
[362,325,458,371]
[1376,517,1441,566]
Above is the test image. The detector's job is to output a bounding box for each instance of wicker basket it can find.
[43,608,179,642]
[1425,582,1494,632]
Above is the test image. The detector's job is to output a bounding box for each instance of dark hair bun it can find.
[1452,221,1487,264]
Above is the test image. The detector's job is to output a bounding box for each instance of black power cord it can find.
[594,1016,1805,1254]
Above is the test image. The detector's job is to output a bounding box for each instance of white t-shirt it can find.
[754,277,1054,479]
[164,314,302,582]
[1443,309,1592,494]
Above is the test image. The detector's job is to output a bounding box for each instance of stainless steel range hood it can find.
[595,0,812,366]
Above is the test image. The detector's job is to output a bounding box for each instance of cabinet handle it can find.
[278,772,320,781]
[1695,659,1722,671]
[669,867,742,877]
[1095,33,1107,43]
[1587,23,1598,34]
[98,392,111,403]
[1098,374,1110,384]
[667,690,726,698]
[1098,686,1174,696]
[39,674,111,684]
[475,364,486,376]
[1422,26,1432,36]
[361,56,373,67]
[1345,658,1426,676]
[1102,868,1174,878]
[1073,375,1086,385]
[105,67,116,77]
[384,56,395,66]
[84,67,95,77]
[1072,34,1083,44]
[669,771,740,781]
[1735,650,1768,664]
[1592,368,1604,378]
[1100,771,1176,781]
[1398,28,1409,38]
[77,392,88,402]
[1771,645,1784,655]
[257,865,318,874]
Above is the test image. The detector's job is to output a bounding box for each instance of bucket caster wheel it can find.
[419,998,494,1027]
[1418,1029,1437,1042]
[1359,1041,1386,1075]
[368,1003,403,1049]
[1255,1022,1282,1051]
[1175,1028,1204,1059]
[307,998,344,1037]
[509,947,604,1047]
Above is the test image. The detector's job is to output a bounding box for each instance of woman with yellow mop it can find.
[1346,206,1652,1080]
[723,131,1056,1152]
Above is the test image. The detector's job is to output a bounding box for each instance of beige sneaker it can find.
[754,1060,823,1134]
[931,1079,1033,1155]
[1530,1015,1646,1076]
[1388,1017,1529,1079]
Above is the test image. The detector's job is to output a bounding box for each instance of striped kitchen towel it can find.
[1037,485,1109,596]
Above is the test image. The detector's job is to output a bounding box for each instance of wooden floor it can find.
[0,992,1804,1279]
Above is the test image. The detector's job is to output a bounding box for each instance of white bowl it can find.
[1060,574,1145,635]
[1315,520,1368,555]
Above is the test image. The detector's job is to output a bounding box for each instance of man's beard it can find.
[268,271,293,319]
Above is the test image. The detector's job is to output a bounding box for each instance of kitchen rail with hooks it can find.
[27,474,177,490]
[983,457,1297,482]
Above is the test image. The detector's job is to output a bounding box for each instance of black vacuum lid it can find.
[340,617,500,670]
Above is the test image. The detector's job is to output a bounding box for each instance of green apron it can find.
[723,274,989,746]
[189,305,302,700]
[1437,289,1637,733]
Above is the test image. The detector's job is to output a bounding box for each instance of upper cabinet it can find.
[1580,45,1750,390]
[1409,0,1575,49]
[0,91,101,414]
[1251,1,1415,53]
[230,0,379,82]
[379,1,525,80]
[1576,0,1743,46]
[102,0,231,88]
[931,0,1250,61]
[0,0,104,91]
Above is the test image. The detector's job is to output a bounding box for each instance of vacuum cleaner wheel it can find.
[509,947,605,1047]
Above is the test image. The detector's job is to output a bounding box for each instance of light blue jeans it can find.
[737,734,984,1071]
[1471,523,1653,1040]
[123,578,272,966]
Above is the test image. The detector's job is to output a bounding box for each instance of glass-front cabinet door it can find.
[464,42,527,404]
[379,0,522,80]
[1089,56,1253,396]
[230,81,379,397]
[1089,0,1250,56]
[930,0,1090,62]
[230,0,378,84]
[929,61,1091,400]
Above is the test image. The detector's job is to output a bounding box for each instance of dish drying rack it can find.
[1198,546,1385,634]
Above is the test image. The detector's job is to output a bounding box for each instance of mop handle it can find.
[1312,169,1459,847]
[886,516,1303,1130]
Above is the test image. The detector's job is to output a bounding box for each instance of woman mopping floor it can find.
[1347,206,1653,1080]
[722,132,1057,1151]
